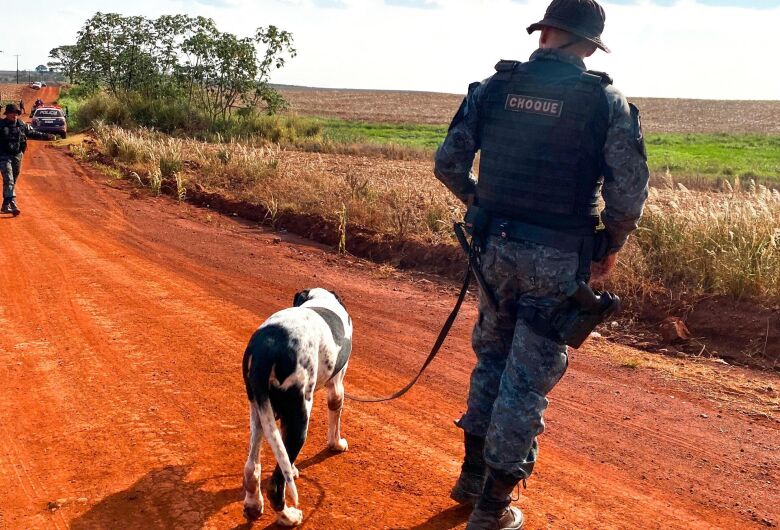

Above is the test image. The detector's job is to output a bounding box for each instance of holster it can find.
[455,205,498,311]
[522,282,621,348]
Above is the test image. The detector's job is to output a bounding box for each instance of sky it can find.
[1,0,778,100]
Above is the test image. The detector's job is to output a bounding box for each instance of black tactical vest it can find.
[0,119,25,157]
[477,58,610,232]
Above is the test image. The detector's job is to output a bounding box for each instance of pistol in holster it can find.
[543,282,621,348]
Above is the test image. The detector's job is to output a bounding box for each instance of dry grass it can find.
[610,175,780,301]
[91,123,780,303]
[280,87,780,134]
[92,124,461,243]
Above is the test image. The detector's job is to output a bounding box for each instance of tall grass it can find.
[90,124,780,303]
[93,123,280,199]
[632,184,780,299]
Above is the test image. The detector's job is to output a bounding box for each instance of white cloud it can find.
[1,0,777,100]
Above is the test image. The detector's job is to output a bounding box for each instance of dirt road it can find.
[0,89,778,529]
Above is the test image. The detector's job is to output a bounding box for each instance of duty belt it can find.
[485,217,596,282]
[486,217,592,254]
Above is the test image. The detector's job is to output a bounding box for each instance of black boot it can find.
[466,467,525,530]
[8,199,20,216]
[450,432,486,504]
[0,199,9,213]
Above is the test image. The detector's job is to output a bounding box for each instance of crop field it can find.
[280,87,780,133]
[281,89,780,184]
[0,84,24,107]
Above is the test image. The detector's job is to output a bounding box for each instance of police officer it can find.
[434,1,649,528]
[1,103,55,216]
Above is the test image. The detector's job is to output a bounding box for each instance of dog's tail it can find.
[242,327,299,507]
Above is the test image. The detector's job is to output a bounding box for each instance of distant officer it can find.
[18,99,25,115]
[1,103,55,216]
[434,0,649,528]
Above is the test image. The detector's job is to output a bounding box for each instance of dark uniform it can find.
[1,104,54,216]
[434,1,649,528]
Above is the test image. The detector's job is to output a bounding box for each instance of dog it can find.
[241,288,352,526]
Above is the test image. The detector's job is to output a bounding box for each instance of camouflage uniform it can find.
[1,118,49,201]
[435,48,649,480]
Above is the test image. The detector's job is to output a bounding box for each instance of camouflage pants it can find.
[1,154,22,199]
[458,235,579,480]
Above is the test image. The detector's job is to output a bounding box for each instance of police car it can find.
[30,105,67,138]
[30,81,42,90]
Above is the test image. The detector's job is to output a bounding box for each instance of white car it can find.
[30,82,42,90]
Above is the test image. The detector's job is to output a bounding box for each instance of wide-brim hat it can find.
[3,103,22,115]
[527,0,611,53]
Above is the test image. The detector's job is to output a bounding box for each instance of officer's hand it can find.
[48,134,57,141]
[590,252,618,281]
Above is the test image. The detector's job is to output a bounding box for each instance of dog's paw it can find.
[292,465,300,479]
[276,506,304,527]
[328,438,348,453]
[243,501,264,521]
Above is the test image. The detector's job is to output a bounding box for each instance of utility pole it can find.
[14,54,21,84]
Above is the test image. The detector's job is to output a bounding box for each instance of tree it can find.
[48,45,81,83]
[35,64,48,73]
[52,13,297,124]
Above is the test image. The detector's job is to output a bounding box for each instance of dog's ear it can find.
[329,290,346,310]
[293,289,311,307]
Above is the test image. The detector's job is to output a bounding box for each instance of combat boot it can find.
[0,199,9,213]
[465,467,525,530]
[8,199,20,216]
[450,432,486,504]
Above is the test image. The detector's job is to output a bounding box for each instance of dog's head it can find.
[293,288,346,311]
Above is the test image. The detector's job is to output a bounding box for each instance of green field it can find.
[313,117,780,182]
[318,118,447,150]
[645,134,780,182]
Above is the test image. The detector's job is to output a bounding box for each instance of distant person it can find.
[18,99,25,115]
[1,103,56,216]
[435,0,650,528]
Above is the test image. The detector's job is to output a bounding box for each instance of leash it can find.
[344,266,472,403]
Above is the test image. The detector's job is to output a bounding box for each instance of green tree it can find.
[52,12,297,129]
[48,45,81,83]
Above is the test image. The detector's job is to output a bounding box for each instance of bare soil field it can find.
[0,84,25,106]
[280,87,780,134]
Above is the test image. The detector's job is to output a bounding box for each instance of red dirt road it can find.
[1,97,779,529]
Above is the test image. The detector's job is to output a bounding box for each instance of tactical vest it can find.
[477,58,610,232]
[0,120,25,157]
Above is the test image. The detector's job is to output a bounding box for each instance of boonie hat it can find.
[527,0,610,53]
[3,103,22,115]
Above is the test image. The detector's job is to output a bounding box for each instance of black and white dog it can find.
[241,288,352,526]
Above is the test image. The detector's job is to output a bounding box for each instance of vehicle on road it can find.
[30,105,67,138]
[30,81,42,90]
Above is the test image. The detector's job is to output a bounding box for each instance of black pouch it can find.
[546,282,621,348]
[464,204,490,239]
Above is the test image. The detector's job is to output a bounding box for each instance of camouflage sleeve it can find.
[433,79,488,204]
[23,123,54,141]
[601,85,650,252]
